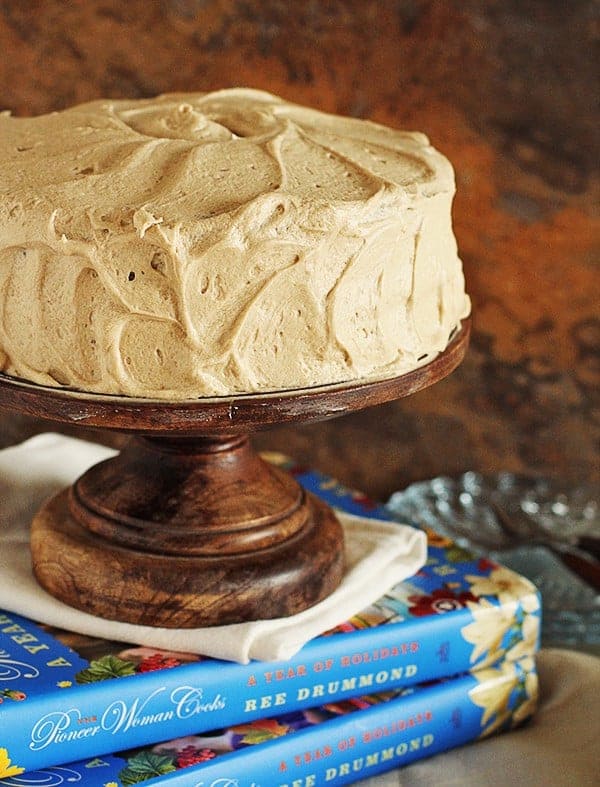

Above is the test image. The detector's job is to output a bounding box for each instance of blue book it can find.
[0,460,541,775]
[0,656,537,786]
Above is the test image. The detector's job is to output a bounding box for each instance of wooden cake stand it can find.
[0,320,469,627]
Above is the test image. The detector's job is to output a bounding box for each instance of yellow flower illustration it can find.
[465,566,537,606]
[469,661,516,723]
[461,597,517,666]
[0,747,25,778]
[506,612,540,662]
[520,589,541,614]
[57,680,73,688]
[104,782,119,787]
[461,564,541,668]
[469,659,538,737]
[513,667,539,725]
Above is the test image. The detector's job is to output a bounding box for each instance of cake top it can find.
[0,88,454,234]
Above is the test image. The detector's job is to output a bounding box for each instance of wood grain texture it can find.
[32,486,344,627]
[36,436,345,627]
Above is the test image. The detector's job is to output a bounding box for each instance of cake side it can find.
[0,89,470,398]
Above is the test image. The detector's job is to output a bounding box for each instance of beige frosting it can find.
[0,89,470,398]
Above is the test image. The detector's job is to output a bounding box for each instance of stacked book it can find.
[0,459,541,786]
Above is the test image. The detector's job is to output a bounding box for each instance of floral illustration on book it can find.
[0,689,26,703]
[330,555,540,674]
[460,567,541,668]
[468,657,538,738]
[75,648,202,684]
[0,748,24,780]
[116,694,397,785]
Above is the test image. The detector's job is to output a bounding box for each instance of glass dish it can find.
[386,472,600,653]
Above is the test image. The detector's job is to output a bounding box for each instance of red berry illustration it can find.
[1,689,26,701]
[137,653,182,672]
[175,745,217,768]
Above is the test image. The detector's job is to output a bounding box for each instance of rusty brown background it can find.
[0,0,597,498]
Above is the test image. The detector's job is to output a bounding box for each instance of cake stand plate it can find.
[0,320,470,627]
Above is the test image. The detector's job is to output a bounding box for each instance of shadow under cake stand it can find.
[0,320,469,628]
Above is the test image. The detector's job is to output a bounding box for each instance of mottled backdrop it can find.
[0,0,597,497]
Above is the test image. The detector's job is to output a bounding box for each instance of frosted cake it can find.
[0,89,470,398]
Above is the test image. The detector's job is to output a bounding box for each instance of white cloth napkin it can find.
[0,433,426,663]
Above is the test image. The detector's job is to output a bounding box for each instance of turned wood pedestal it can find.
[31,434,343,626]
[0,320,469,627]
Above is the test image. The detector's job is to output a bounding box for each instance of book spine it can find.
[0,658,537,786]
[0,600,533,775]
[145,658,538,787]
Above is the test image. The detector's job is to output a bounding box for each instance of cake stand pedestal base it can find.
[30,435,345,627]
[0,319,470,627]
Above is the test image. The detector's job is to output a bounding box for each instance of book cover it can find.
[0,458,541,774]
[0,656,538,786]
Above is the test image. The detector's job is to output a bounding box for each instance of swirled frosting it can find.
[0,89,470,398]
